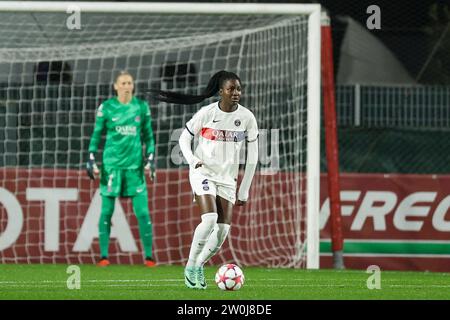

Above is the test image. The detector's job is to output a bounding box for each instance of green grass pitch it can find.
[0,264,449,300]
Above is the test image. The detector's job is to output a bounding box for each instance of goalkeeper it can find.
[87,70,156,267]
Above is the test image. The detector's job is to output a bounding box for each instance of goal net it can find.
[0,2,320,268]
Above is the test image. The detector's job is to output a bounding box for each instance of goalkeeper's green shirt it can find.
[88,96,155,169]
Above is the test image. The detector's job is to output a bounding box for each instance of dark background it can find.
[108,0,450,84]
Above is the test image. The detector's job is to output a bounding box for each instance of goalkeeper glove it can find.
[86,153,99,180]
[144,152,156,181]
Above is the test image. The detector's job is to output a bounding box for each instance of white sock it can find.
[196,223,230,267]
[185,212,218,268]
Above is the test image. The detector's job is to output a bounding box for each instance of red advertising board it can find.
[1,168,450,271]
[320,173,450,272]
[0,168,303,267]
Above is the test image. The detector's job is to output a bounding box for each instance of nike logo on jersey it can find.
[112,117,119,122]
[212,119,221,123]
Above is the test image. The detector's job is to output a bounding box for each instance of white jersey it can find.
[185,101,258,187]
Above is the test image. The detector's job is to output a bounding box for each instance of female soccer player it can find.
[87,71,156,267]
[150,70,258,289]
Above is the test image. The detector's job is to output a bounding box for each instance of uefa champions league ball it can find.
[215,263,245,291]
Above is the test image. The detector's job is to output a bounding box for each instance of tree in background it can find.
[419,2,450,84]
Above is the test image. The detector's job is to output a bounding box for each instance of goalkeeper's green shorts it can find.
[100,166,147,197]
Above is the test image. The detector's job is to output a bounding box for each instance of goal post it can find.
[0,2,321,269]
[0,1,319,15]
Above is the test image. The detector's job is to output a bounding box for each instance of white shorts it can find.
[189,170,236,204]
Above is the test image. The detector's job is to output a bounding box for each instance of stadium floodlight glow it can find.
[0,2,320,269]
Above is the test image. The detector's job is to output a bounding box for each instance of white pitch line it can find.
[1,281,450,289]
[2,277,447,284]
[0,276,449,288]
[0,279,181,284]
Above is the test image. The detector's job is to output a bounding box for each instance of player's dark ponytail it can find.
[148,70,241,105]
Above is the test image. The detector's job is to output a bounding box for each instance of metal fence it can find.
[336,85,450,131]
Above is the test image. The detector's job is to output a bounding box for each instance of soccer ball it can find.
[215,263,245,291]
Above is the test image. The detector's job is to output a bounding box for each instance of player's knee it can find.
[218,214,232,225]
[134,207,150,219]
[101,200,115,218]
[99,212,113,222]
[132,194,150,217]
[136,213,151,226]
[200,212,218,227]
